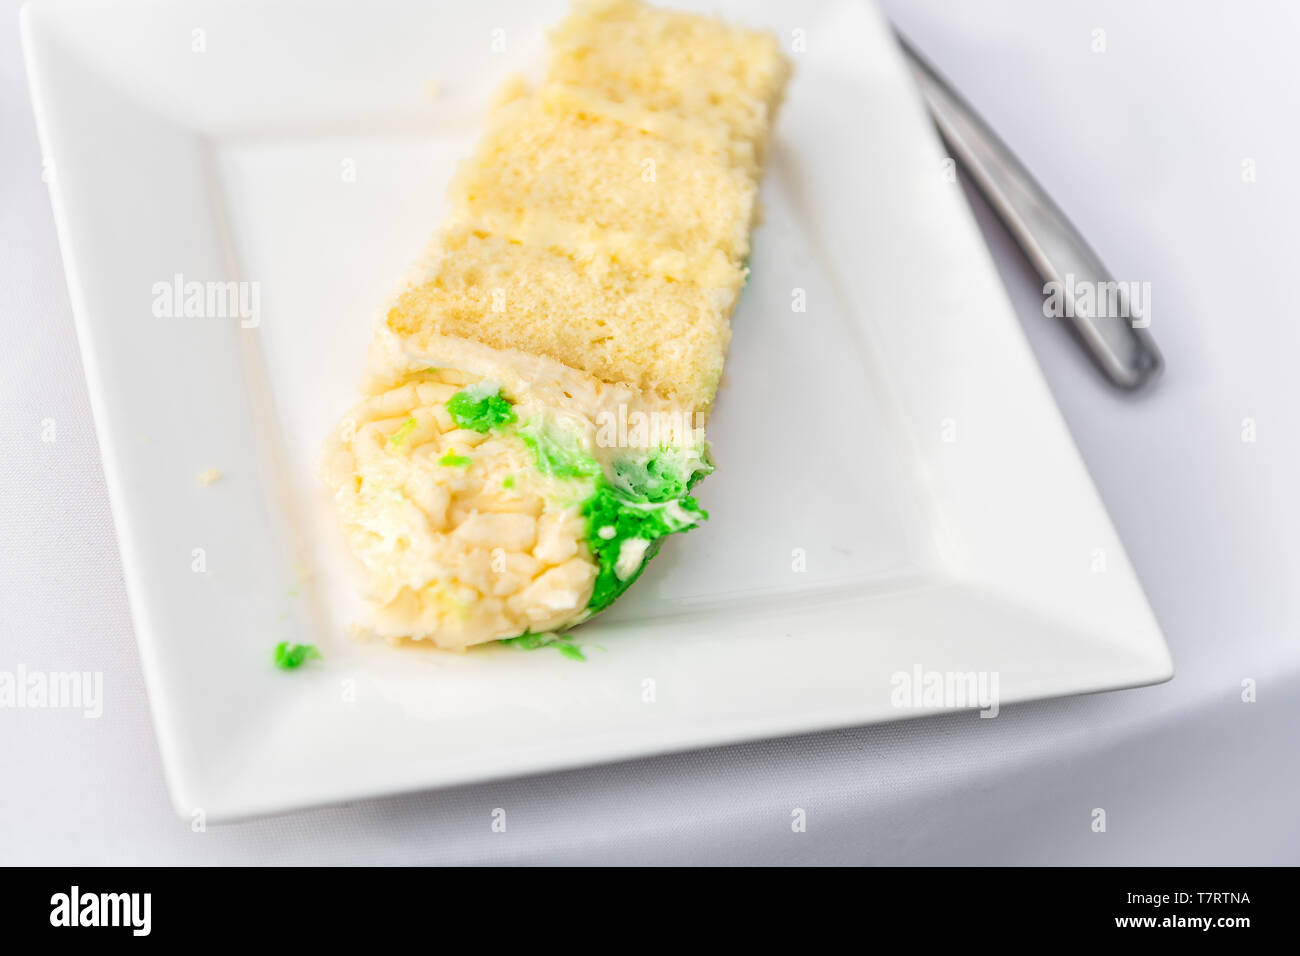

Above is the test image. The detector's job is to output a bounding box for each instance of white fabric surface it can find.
[2,0,1297,864]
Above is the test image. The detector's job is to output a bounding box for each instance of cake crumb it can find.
[197,467,222,486]
[492,72,530,108]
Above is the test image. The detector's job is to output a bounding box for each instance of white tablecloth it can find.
[3,0,1297,864]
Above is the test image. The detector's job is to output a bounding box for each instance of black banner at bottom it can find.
[2,865,1277,940]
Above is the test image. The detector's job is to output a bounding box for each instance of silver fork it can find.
[897,32,1163,390]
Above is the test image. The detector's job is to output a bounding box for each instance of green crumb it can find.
[387,416,418,447]
[554,641,586,662]
[499,631,551,651]
[438,452,472,467]
[499,631,585,661]
[274,642,321,670]
[447,384,516,432]
[502,475,516,489]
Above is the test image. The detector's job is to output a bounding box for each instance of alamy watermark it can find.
[50,886,150,936]
[890,664,999,717]
[0,665,102,718]
[152,273,260,328]
[1043,274,1151,328]
[594,405,706,449]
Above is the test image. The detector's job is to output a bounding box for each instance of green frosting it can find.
[581,450,713,613]
[610,447,712,500]
[582,474,706,613]
[447,384,517,433]
[517,418,601,480]
[510,415,714,629]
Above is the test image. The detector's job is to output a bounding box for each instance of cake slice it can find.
[323,0,789,650]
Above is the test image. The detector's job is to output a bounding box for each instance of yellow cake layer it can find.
[448,90,759,270]
[539,82,761,176]
[548,0,790,156]
[387,0,790,416]
[386,228,736,413]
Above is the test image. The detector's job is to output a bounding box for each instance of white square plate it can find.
[23,0,1171,820]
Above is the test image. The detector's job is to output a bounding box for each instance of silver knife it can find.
[896,32,1163,390]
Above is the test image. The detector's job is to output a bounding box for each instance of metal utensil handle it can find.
[897,34,1163,390]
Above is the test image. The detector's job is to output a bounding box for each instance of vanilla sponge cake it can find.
[391,84,756,415]
[325,0,789,649]
[448,91,759,275]
[387,226,737,414]
[548,0,790,156]
[539,82,761,176]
